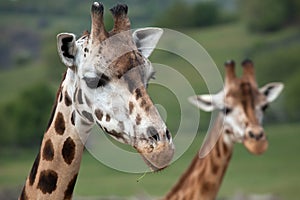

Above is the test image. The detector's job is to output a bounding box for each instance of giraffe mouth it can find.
[140,154,165,172]
[243,138,268,155]
[134,141,175,172]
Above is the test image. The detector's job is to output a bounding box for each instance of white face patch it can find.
[223,107,246,143]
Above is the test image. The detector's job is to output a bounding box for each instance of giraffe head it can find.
[56,2,174,171]
[189,59,283,155]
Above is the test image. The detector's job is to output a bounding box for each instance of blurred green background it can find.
[0,0,299,199]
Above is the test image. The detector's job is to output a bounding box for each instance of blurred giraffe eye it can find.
[261,104,269,112]
[222,107,232,115]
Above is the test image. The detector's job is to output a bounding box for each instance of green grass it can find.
[0,123,299,199]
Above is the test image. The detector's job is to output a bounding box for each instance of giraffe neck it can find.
[19,70,92,200]
[164,115,233,200]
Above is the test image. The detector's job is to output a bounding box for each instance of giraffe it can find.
[19,2,175,200]
[164,59,284,200]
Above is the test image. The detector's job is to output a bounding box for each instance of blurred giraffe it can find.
[164,59,283,200]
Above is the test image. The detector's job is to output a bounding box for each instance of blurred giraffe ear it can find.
[57,33,77,68]
[260,82,284,103]
[188,92,224,112]
[132,27,163,58]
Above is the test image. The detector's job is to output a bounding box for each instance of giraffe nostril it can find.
[151,133,160,142]
[248,130,265,141]
[249,131,255,139]
[147,126,160,142]
[166,129,171,141]
[257,132,264,140]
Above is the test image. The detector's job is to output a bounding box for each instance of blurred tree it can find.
[192,1,220,27]
[286,0,300,24]
[240,0,288,32]
[240,0,300,32]
[155,1,224,29]
[0,83,54,147]
[155,1,194,29]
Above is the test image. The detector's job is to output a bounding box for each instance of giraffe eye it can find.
[261,104,269,112]
[222,107,232,115]
[83,77,100,88]
[83,74,110,89]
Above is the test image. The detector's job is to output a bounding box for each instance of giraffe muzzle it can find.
[244,126,268,155]
[134,128,175,171]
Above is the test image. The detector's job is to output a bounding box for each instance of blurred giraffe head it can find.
[189,59,283,154]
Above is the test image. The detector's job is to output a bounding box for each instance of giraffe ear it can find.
[259,82,284,103]
[188,93,224,112]
[57,33,77,68]
[132,27,163,58]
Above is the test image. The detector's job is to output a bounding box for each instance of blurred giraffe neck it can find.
[164,115,233,200]
[19,71,92,200]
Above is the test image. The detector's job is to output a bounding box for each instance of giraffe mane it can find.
[46,71,67,131]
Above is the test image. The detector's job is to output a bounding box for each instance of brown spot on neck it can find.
[42,139,54,161]
[62,137,76,165]
[55,112,66,135]
[37,170,58,194]
[64,90,72,106]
